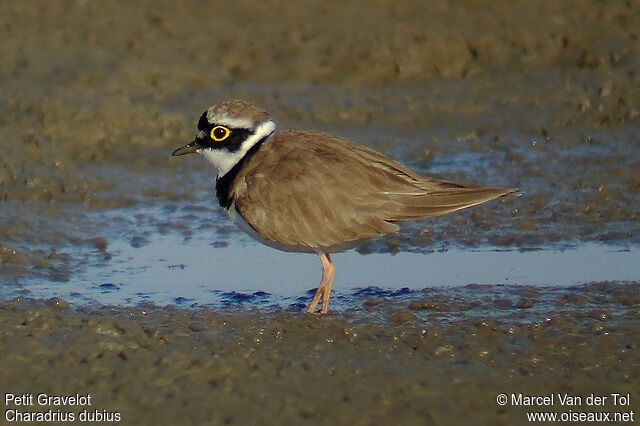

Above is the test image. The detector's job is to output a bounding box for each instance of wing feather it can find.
[231,131,516,252]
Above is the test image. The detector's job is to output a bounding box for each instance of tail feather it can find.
[387,186,518,221]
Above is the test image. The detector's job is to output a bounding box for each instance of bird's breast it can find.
[222,204,315,253]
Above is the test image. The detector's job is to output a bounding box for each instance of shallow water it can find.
[4,209,638,310]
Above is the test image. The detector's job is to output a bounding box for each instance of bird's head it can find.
[172,100,276,176]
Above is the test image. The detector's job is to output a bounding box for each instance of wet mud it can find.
[1,0,639,424]
[2,282,639,424]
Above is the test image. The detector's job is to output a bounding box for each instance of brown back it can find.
[229,130,515,252]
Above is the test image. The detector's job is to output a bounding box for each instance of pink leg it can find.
[306,253,335,314]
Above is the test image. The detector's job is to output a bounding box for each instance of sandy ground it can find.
[1,0,639,424]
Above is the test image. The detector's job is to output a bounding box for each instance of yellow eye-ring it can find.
[210,126,231,141]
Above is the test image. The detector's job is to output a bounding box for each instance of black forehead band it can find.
[197,111,209,131]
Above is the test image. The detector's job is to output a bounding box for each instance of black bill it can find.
[171,140,199,156]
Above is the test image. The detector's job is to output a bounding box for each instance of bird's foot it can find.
[306,282,331,314]
[306,253,335,314]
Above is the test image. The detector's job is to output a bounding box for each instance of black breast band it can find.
[215,134,271,209]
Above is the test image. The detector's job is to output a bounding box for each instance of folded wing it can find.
[233,131,517,252]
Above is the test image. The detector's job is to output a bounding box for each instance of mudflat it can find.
[2,283,639,424]
[1,0,639,424]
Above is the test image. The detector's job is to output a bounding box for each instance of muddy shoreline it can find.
[1,0,639,424]
[2,283,639,424]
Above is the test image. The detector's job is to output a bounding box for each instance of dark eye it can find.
[211,126,231,141]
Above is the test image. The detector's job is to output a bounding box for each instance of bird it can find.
[172,100,517,314]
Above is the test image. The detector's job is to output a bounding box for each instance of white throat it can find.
[200,120,276,177]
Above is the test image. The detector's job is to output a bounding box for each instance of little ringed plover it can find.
[172,100,517,313]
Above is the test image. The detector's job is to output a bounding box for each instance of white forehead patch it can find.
[206,108,255,129]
